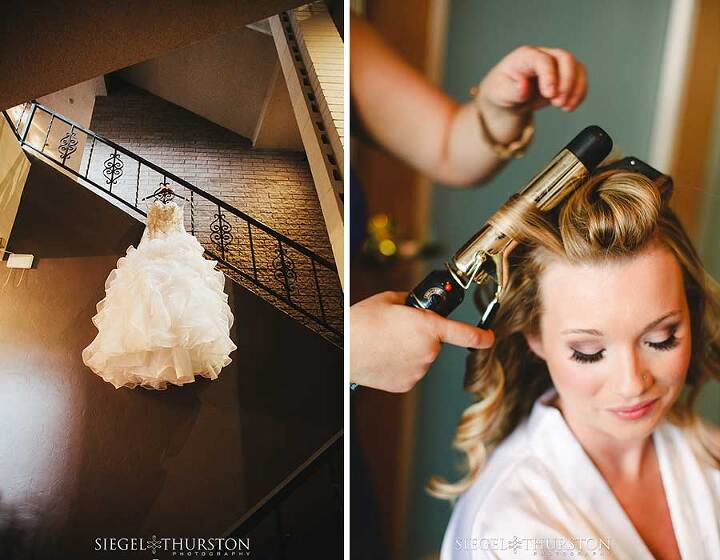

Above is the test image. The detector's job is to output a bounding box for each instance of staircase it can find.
[226,431,342,557]
[4,102,343,347]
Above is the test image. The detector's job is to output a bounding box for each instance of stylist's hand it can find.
[350,291,494,393]
[476,46,587,138]
[480,45,587,113]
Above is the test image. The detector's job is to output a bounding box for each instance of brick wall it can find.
[83,83,341,341]
[88,83,334,262]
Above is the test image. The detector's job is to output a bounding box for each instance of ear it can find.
[524,332,546,361]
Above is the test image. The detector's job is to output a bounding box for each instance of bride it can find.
[435,163,720,559]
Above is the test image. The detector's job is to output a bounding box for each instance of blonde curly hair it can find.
[429,169,720,501]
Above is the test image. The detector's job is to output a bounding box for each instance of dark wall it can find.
[0,0,306,109]
[0,155,340,559]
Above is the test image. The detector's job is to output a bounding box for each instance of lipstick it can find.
[609,398,659,420]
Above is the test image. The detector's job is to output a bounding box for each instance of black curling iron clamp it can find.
[406,125,613,328]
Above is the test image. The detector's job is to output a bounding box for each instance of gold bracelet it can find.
[470,85,535,160]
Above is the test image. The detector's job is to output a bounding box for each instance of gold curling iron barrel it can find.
[406,126,613,326]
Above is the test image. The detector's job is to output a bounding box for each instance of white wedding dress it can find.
[82,199,237,390]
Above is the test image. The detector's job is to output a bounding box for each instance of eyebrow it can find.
[561,310,681,337]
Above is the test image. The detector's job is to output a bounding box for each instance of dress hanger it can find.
[141,181,189,204]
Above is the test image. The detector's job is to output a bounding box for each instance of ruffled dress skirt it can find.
[82,223,237,390]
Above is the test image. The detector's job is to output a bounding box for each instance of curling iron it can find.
[349,126,612,392]
[406,125,613,328]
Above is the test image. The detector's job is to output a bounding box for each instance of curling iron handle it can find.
[406,269,465,317]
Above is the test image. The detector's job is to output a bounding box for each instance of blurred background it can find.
[350,1,720,558]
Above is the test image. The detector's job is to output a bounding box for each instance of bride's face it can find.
[525,243,692,441]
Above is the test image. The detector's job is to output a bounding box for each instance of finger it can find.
[527,95,551,111]
[536,47,578,107]
[565,62,587,110]
[380,290,411,305]
[433,316,495,349]
[515,75,533,102]
[506,46,559,100]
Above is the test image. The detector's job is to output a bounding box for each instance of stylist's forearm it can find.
[439,101,528,186]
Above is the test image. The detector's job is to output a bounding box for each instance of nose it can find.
[611,348,652,399]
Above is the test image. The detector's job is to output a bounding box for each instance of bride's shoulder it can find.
[449,440,546,525]
[443,451,561,560]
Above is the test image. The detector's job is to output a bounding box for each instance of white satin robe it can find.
[441,390,720,559]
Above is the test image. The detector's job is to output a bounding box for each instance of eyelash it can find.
[571,349,604,364]
[646,333,679,351]
[570,331,680,364]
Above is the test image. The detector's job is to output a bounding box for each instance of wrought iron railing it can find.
[4,102,343,346]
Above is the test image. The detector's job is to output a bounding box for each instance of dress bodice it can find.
[146,200,185,238]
